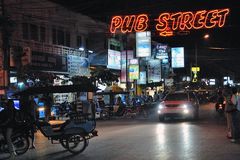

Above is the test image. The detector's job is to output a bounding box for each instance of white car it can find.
[158,91,199,121]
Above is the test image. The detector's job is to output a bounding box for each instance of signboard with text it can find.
[148,59,161,83]
[67,55,90,76]
[121,50,134,83]
[110,8,230,36]
[31,51,67,72]
[107,49,121,70]
[171,47,184,68]
[136,31,151,57]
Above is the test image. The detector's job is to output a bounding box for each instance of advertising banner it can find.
[137,71,146,84]
[148,59,161,83]
[67,55,90,76]
[171,47,184,68]
[136,31,151,57]
[121,50,134,83]
[129,64,139,80]
[153,43,168,59]
[107,49,121,70]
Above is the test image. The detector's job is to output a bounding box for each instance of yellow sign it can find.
[191,67,200,72]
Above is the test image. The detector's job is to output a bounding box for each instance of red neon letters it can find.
[110,14,149,33]
[155,8,230,35]
[109,8,230,36]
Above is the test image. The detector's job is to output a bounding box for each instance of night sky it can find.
[52,0,240,80]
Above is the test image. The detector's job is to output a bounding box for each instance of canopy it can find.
[95,91,129,96]
[13,84,99,96]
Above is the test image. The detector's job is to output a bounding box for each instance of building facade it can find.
[0,0,107,87]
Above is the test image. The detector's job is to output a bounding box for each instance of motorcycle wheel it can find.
[60,138,68,149]
[13,135,29,155]
[66,134,87,154]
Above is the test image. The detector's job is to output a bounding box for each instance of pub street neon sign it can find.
[110,8,230,36]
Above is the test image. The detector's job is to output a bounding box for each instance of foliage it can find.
[90,67,119,85]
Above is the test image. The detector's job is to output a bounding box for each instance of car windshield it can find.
[165,93,188,101]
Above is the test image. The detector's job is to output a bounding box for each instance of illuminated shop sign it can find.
[129,64,139,80]
[110,8,229,36]
[171,47,184,68]
[148,59,161,83]
[107,49,121,70]
[136,31,151,57]
[121,50,134,83]
[137,71,146,84]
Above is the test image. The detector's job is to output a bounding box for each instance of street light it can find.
[195,33,210,66]
[193,33,210,81]
[204,34,210,39]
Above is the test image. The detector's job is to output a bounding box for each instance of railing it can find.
[12,39,86,57]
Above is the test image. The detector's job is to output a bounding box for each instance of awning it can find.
[13,84,99,96]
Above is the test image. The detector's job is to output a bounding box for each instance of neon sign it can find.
[110,14,149,33]
[109,8,230,36]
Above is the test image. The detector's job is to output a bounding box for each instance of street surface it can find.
[3,103,240,160]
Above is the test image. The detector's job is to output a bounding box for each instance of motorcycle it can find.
[215,101,226,113]
[0,122,30,156]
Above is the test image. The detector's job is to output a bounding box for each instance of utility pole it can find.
[0,0,12,88]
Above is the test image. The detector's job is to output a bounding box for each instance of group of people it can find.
[0,95,38,159]
[223,87,240,143]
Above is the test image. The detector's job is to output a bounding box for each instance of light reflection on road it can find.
[156,123,166,145]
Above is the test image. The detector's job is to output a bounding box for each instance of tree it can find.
[90,67,119,86]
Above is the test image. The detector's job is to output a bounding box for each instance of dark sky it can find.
[52,0,240,80]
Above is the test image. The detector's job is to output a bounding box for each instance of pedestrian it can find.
[0,96,17,159]
[229,87,239,143]
[115,97,125,116]
[29,96,37,149]
[153,91,159,102]
[223,86,233,139]
[20,95,37,148]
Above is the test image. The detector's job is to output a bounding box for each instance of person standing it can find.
[224,87,233,139]
[230,87,239,143]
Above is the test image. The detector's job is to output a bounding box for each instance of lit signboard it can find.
[121,50,134,83]
[137,71,146,84]
[107,49,121,70]
[171,47,184,68]
[68,55,90,76]
[209,79,216,85]
[136,31,151,57]
[148,59,161,83]
[129,65,139,80]
[153,43,168,59]
[191,67,200,82]
[110,8,230,36]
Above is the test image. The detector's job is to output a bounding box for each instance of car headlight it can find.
[158,104,164,109]
[183,109,189,114]
[182,104,188,109]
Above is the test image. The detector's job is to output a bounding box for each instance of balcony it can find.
[12,39,86,57]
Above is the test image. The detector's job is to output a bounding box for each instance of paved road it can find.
[2,103,240,160]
